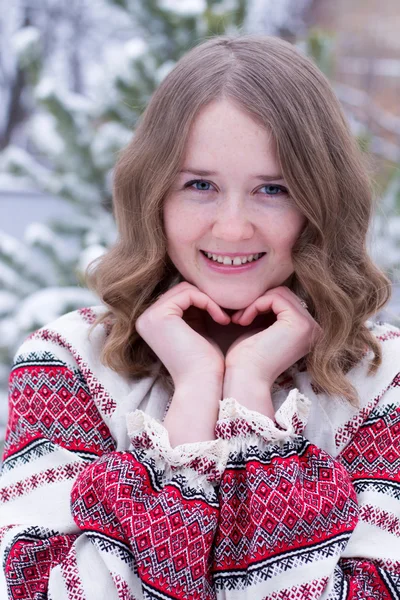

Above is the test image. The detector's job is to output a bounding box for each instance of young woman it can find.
[1,34,399,599]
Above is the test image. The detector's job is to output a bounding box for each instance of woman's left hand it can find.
[225,286,322,386]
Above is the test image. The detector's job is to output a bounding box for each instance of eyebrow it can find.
[180,168,285,182]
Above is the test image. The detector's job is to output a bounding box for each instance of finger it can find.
[236,295,274,325]
[154,281,193,303]
[237,292,297,326]
[231,309,244,323]
[165,287,231,325]
[236,287,309,326]
[258,288,321,342]
[269,286,309,314]
[154,282,231,324]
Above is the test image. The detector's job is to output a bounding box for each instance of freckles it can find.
[171,221,202,246]
[164,204,193,240]
[268,221,300,247]
[271,210,305,246]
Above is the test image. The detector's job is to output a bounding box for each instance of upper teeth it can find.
[204,252,263,265]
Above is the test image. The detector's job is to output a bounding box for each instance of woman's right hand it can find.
[135,281,231,387]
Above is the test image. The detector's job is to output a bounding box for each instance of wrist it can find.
[163,376,223,447]
[223,367,275,419]
[174,370,224,392]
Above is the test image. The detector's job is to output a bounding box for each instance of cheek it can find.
[163,201,202,248]
[270,211,306,254]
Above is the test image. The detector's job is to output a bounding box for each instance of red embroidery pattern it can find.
[261,577,328,599]
[5,529,79,600]
[71,452,219,599]
[60,542,86,600]
[360,504,400,537]
[211,417,255,440]
[110,573,140,600]
[376,329,400,342]
[77,307,98,325]
[212,440,359,590]
[0,461,85,504]
[30,328,117,416]
[341,559,396,600]
[335,372,400,451]
[340,403,400,485]
[3,357,115,465]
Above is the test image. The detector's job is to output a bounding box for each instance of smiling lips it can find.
[200,250,267,272]
[201,250,266,266]
[201,250,265,257]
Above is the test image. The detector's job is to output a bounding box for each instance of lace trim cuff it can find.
[126,410,229,483]
[216,388,311,443]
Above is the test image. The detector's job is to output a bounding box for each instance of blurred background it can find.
[1,0,400,447]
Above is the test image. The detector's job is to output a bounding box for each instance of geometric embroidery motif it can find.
[359,504,400,537]
[60,543,85,600]
[110,572,139,600]
[340,404,400,506]
[0,460,85,504]
[5,526,79,600]
[32,329,117,417]
[71,452,219,599]
[213,439,359,591]
[335,372,400,451]
[3,354,116,466]
[341,558,398,600]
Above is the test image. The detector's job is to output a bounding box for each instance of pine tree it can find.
[0,0,248,433]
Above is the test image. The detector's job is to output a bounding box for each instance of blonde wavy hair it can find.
[86,33,391,406]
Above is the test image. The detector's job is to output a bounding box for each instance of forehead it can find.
[183,99,279,170]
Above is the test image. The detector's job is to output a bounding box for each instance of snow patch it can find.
[35,77,94,115]
[29,113,65,156]
[12,26,41,64]
[77,245,107,278]
[159,0,206,15]
[24,222,79,263]
[0,291,18,316]
[0,145,51,186]
[0,231,31,264]
[16,287,99,332]
[91,122,132,169]
[125,38,149,60]
[0,173,35,191]
[0,317,20,348]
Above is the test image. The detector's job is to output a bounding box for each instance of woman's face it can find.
[163,99,306,310]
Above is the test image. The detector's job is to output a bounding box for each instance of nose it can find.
[211,197,254,242]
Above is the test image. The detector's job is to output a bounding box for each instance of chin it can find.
[207,291,261,311]
[218,300,248,311]
[204,281,286,311]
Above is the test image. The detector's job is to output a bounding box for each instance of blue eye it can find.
[185,179,213,192]
[260,184,287,197]
[184,179,288,198]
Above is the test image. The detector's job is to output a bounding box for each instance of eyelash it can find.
[183,179,288,198]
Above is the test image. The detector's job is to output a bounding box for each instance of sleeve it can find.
[0,337,231,600]
[0,338,126,600]
[337,373,400,598]
[70,409,230,600]
[212,390,366,599]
